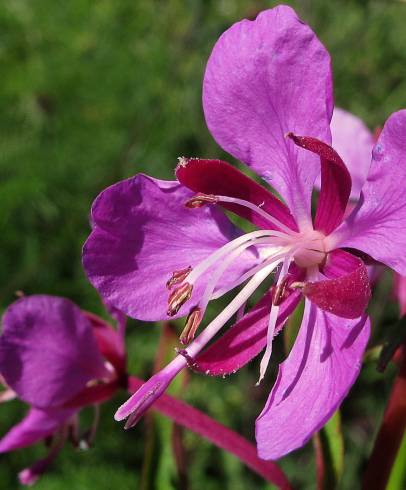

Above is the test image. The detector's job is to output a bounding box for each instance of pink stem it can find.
[128,376,291,489]
[362,344,406,489]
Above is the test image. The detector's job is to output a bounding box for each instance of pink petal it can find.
[193,290,301,376]
[330,110,406,275]
[203,5,333,226]
[83,175,259,321]
[128,376,291,489]
[256,300,370,460]
[0,295,109,408]
[330,108,374,199]
[288,134,351,234]
[303,249,371,318]
[176,158,297,231]
[0,407,73,452]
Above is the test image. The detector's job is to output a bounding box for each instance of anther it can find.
[166,266,192,290]
[185,193,218,208]
[290,281,305,290]
[167,283,193,316]
[174,348,196,369]
[272,275,290,306]
[179,307,203,345]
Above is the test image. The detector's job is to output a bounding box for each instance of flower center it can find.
[165,193,327,383]
[291,230,326,268]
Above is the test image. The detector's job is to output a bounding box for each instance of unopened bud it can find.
[166,266,192,290]
[180,308,203,345]
[185,193,218,208]
[167,283,193,316]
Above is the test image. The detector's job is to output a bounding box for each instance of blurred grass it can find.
[0,0,405,488]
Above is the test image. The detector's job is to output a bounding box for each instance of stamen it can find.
[180,308,203,345]
[236,301,246,322]
[272,274,291,306]
[185,193,219,208]
[257,256,292,385]
[186,230,290,286]
[80,405,101,449]
[210,240,307,300]
[185,261,280,360]
[290,281,304,290]
[210,250,287,300]
[166,266,192,290]
[167,283,193,316]
[174,348,196,368]
[214,195,298,235]
[198,238,284,314]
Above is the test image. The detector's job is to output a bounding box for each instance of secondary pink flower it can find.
[82,6,406,459]
[0,295,126,485]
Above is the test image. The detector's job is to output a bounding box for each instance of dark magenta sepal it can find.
[303,250,371,318]
[176,158,298,232]
[287,134,351,234]
[193,289,301,376]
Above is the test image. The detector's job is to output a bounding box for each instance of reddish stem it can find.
[363,346,406,489]
[313,433,325,489]
[127,376,291,489]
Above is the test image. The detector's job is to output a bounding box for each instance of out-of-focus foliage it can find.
[0,1,405,489]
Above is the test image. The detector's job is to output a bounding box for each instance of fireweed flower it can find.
[0,295,126,485]
[0,296,291,488]
[82,6,406,458]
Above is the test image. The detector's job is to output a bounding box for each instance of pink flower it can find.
[82,6,406,459]
[0,295,126,484]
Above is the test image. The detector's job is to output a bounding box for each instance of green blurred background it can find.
[1,0,405,488]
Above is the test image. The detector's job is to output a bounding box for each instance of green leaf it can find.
[387,429,406,490]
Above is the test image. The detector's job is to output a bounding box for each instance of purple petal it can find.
[83,174,259,320]
[193,290,301,376]
[256,300,370,460]
[330,110,406,275]
[176,158,297,231]
[303,249,371,318]
[288,134,351,234]
[330,108,374,199]
[0,295,108,408]
[203,5,333,226]
[0,407,73,452]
